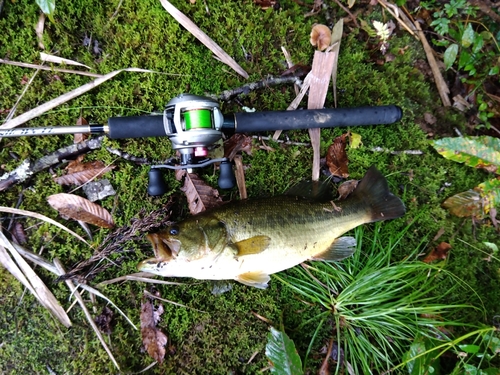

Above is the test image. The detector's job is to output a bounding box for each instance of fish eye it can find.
[169,225,180,236]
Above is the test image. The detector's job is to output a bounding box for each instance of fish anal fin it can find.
[234,235,271,256]
[312,236,356,261]
[236,271,270,289]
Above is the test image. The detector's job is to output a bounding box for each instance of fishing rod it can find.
[0,94,403,195]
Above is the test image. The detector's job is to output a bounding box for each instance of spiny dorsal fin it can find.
[234,235,271,256]
[284,180,334,202]
[236,271,270,289]
[351,166,406,222]
[312,236,356,261]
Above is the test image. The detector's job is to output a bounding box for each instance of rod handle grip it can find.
[232,105,402,133]
[107,115,165,139]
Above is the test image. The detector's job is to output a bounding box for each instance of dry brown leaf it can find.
[176,170,223,215]
[422,242,452,263]
[74,117,89,143]
[47,193,115,228]
[254,0,278,10]
[337,179,358,200]
[326,133,349,178]
[95,306,114,335]
[224,134,253,161]
[140,296,168,363]
[11,221,28,245]
[55,161,114,186]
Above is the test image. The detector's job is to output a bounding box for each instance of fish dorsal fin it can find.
[312,236,357,261]
[234,235,271,256]
[236,271,270,289]
[285,180,334,201]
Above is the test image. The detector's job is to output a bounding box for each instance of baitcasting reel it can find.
[0,93,404,196]
[147,94,236,196]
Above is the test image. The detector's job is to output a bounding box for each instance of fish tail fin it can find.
[352,166,406,222]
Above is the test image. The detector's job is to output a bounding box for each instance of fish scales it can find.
[138,166,406,288]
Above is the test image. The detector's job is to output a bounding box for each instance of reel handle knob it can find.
[218,161,236,189]
[147,168,169,196]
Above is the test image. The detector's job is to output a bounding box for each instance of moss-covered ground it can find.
[0,0,498,373]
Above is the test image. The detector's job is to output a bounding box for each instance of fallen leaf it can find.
[422,242,451,263]
[442,190,483,217]
[224,134,253,161]
[281,64,311,78]
[140,293,168,363]
[74,117,89,143]
[337,179,358,200]
[348,132,362,149]
[47,193,115,228]
[326,134,349,178]
[431,136,500,174]
[176,170,223,215]
[55,161,114,186]
[442,177,500,218]
[95,306,114,335]
[253,0,278,9]
[432,227,445,242]
[10,221,28,245]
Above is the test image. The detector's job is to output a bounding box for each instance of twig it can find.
[234,155,247,200]
[0,136,104,192]
[54,258,121,371]
[0,58,104,78]
[158,0,248,79]
[213,76,301,101]
[414,21,451,107]
[5,68,41,122]
[0,68,162,131]
[59,200,174,281]
[272,73,312,140]
[331,0,359,27]
[377,0,417,37]
[0,231,72,327]
[371,147,423,155]
[251,135,310,146]
[105,147,150,164]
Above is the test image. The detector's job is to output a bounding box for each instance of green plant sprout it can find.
[273,222,482,374]
[421,0,500,128]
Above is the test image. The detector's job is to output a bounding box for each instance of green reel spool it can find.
[184,109,212,130]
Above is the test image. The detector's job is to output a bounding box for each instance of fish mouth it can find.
[146,233,180,261]
[137,257,167,273]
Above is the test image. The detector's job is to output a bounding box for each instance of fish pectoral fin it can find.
[312,236,357,261]
[234,235,271,256]
[236,271,270,289]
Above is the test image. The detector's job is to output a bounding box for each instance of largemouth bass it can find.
[138,166,405,289]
